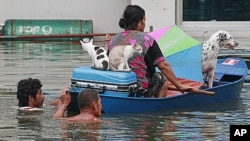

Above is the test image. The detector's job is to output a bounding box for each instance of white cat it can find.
[109,43,143,72]
[80,38,109,70]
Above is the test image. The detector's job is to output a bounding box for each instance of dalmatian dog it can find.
[202,30,239,88]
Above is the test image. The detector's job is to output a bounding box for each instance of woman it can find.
[109,5,193,98]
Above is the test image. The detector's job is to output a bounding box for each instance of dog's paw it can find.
[199,83,208,89]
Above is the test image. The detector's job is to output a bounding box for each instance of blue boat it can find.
[67,26,248,113]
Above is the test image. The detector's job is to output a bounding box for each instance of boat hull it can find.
[99,80,244,113]
[68,58,248,113]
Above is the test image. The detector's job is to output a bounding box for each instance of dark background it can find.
[183,0,250,21]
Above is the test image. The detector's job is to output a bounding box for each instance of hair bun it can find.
[119,18,127,29]
[120,18,126,22]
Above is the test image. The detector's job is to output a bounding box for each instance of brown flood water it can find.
[0,41,250,140]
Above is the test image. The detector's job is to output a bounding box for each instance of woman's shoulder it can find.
[110,31,155,46]
[135,31,155,39]
[113,30,153,37]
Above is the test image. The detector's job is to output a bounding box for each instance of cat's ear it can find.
[89,38,93,44]
[80,40,84,46]
[132,44,137,49]
[79,40,86,50]
[133,43,141,50]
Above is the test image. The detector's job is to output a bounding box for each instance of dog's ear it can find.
[219,32,227,40]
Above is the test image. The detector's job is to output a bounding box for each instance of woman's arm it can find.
[157,61,193,92]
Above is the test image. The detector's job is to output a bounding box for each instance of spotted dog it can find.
[202,30,239,88]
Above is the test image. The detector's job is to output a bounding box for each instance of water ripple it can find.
[1,41,250,140]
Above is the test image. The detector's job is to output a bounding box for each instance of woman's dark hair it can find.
[77,88,99,109]
[119,5,145,30]
[16,78,42,107]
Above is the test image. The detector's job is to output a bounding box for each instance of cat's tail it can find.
[91,66,108,71]
[102,61,109,70]
[91,60,109,71]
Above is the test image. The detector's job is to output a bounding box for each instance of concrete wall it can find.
[0,0,176,33]
[0,0,130,33]
[131,0,176,32]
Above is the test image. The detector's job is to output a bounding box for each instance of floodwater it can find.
[0,40,250,141]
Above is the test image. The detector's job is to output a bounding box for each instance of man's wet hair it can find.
[16,78,42,107]
[77,88,99,109]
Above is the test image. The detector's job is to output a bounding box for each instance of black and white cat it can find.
[109,43,143,72]
[80,38,109,70]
